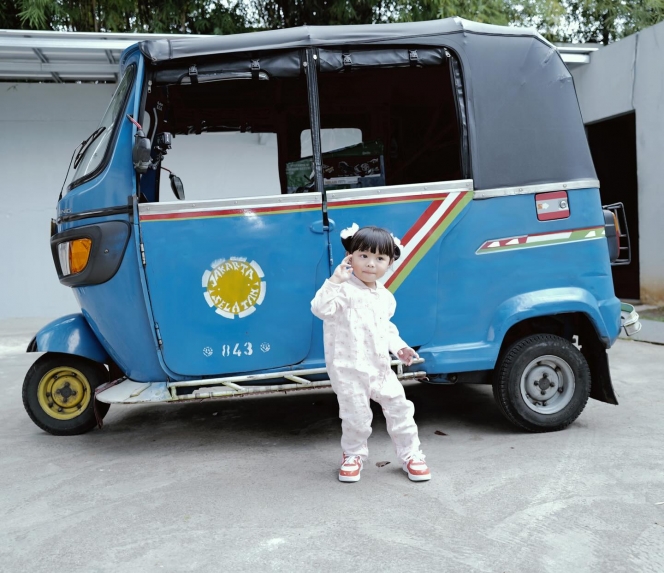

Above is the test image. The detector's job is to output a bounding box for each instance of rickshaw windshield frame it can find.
[67,63,137,193]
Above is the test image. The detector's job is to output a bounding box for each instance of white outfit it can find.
[311,276,423,462]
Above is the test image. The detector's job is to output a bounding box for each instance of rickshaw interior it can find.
[141,48,464,202]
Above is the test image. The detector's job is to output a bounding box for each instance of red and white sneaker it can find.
[403,456,431,482]
[339,454,363,482]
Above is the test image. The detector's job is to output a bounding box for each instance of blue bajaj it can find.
[24,19,641,436]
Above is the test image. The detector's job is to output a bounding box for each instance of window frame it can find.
[67,63,137,193]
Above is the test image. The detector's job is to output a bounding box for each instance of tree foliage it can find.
[16,0,250,34]
[0,0,24,29]
[8,0,664,44]
[554,0,664,44]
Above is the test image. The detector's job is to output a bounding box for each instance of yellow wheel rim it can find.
[37,367,92,420]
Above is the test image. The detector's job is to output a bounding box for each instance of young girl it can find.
[311,224,431,483]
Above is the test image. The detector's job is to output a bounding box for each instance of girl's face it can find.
[349,249,392,287]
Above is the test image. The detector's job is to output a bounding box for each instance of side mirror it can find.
[132,129,152,174]
[170,173,185,200]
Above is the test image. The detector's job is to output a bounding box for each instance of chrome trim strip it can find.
[138,179,474,216]
[473,179,599,199]
[327,179,474,202]
[139,191,322,216]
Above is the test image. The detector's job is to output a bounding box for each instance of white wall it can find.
[1,83,115,320]
[158,132,281,201]
[572,21,664,304]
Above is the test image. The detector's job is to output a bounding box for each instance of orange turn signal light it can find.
[70,238,92,274]
[57,238,92,276]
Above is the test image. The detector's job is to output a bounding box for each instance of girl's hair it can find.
[341,226,401,261]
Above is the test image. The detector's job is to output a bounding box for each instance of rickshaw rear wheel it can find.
[493,334,591,433]
[22,353,110,436]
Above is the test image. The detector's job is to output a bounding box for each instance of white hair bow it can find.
[340,222,359,240]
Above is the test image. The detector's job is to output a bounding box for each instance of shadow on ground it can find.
[73,382,517,456]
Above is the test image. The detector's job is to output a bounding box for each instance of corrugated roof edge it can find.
[138,18,552,63]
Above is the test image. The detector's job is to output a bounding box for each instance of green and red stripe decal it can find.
[476,226,606,254]
[139,202,320,222]
[139,190,474,293]
[379,192,472,292]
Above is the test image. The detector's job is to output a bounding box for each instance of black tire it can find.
[493,334,591,432]
[22,353,111,436]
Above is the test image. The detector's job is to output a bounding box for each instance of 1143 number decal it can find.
[221,342,253,357]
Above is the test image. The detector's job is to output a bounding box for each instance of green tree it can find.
[249,0,379,28]
[16,0,249,33]
[252,0,564,38]
[11,0,664,44]
[0,0,26,28]
[555,0,664,44]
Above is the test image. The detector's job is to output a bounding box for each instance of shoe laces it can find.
[407,454,426,466]
[343,455,361,467]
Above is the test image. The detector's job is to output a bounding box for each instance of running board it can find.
[96,359,426,404]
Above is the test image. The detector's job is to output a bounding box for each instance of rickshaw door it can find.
[137,195,327,377]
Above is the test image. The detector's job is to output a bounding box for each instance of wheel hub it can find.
[520,355,575,415]
[37,367,91,420]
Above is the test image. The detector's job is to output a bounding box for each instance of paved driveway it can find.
[1,329,663,572]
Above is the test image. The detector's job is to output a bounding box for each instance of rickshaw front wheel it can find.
[22,353,110,436]
[493,334,591,433]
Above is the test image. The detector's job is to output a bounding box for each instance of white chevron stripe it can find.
[379,192,459,285]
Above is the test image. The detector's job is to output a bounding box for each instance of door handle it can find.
[310,219,336,234]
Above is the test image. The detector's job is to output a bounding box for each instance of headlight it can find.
[57,238,92,275]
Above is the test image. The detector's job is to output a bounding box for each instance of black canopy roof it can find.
[138,19,596,190]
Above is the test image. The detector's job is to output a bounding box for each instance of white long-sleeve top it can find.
[311,275,408,381]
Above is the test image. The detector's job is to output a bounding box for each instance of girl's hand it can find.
[397,347,419,366]
[329,255,353,284]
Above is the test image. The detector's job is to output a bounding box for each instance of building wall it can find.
[572,21,664,304]
[1,83,115,320]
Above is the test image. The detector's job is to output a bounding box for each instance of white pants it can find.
[331,369,423,463]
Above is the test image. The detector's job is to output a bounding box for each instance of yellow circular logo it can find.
[202,257,266,319]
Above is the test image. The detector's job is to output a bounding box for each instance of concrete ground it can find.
[1,319,663,573]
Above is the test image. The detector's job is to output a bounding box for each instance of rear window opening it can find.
[316,65,463,189]
[144,50,464,202]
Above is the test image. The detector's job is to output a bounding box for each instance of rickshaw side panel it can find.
[138,197,330,377]
[34,314,110,364]
[415,186,620,375]
[326,185,473,348]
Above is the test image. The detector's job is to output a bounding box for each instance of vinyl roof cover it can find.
[138,19,597,190]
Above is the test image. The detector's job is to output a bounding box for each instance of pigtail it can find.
[391,234,402,261]
[340,223,359,252]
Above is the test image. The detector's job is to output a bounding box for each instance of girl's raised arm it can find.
[311,256,352,319]
[311,279,348,319]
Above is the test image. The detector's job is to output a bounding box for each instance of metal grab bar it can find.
[168,358,426,400]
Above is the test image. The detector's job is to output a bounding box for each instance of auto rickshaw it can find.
[23,18,641,436]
